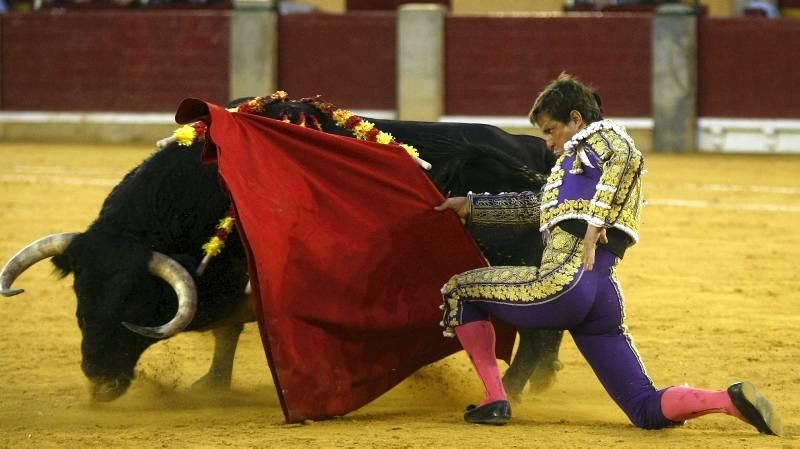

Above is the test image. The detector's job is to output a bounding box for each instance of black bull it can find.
[0,98,563,402]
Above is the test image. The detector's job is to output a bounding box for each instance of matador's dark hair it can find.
[528,73,603,126]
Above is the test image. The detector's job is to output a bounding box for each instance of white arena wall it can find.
[2,112,799,155]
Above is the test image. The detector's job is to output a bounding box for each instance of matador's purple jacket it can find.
[539,119,644,242]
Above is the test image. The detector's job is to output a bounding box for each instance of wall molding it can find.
[698,117,800,153]
[3,112,800,154]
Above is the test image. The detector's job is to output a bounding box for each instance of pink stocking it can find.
[661,386,747,423]
[455,320,507,406]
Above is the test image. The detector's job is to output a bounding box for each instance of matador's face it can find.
[536,111,586,157]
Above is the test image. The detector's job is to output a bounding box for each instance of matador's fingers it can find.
[434,196,469,218]
[582,244,596,271]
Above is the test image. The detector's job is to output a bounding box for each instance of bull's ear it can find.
[51,254,73,278]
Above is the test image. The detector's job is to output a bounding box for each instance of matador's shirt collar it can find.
[564,119,637,156]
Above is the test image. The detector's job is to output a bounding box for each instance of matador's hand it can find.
[434,196,470,223]
[582,224,608,271]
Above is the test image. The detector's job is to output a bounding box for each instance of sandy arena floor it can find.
[0,142,798,448]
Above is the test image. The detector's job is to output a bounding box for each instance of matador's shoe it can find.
[727,381,782,436]
[464,400,511,425]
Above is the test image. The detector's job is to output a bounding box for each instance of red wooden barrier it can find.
[3,12,800,120]
[445,15,652,117]
[698,18,800,118]
[1,11,229,112]
[278,13,396,110]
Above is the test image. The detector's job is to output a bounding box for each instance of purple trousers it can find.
[441,228,679,429]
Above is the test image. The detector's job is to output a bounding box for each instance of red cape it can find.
[176,99,515,423]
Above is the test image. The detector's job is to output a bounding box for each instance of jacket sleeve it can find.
[586,129,643,228]
[467,191,541,228]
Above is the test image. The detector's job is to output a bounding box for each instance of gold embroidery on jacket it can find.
[539,123,644,243]
[469,192,541,227]
[540,162,565,209]
[585,129,643,233]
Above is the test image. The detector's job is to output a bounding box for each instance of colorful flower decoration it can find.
[158,91,290,149]
[174,122,208,147]
[161,91,426,166]
[196,211,236,276]
[304,96,428,167]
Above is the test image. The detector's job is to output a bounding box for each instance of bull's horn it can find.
[122,252,197,339]
[1,232,78,297]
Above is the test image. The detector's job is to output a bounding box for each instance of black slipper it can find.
[463,400,511,425]
[727,381,782,436]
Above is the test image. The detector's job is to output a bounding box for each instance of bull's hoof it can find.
[89,376,131,402]
[463,400,511,425]
[502,376,527,402]
[727,381,782,436]
[528,359,563,394]
[191,373,232,391]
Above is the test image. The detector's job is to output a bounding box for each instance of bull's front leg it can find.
[192,323,245,390]
[503,329,564,399]
[192,290,256,390]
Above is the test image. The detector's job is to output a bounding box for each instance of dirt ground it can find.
[0,142,798,449]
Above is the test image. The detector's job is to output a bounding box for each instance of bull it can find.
[0,94,563,403]
[1,140,252,401]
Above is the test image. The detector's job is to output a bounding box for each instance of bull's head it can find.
[1,232,197,401]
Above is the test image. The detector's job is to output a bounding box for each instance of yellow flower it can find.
[353,121,375,139]
[174,124,197,146]
[376,131,394,144]
[332,109,353,126]
[218,216,235,232]
[202,237,225,257]
[271,90,289,101]
[401,144,420,159]
[248,98,262,109]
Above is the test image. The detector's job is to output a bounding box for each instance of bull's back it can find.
[94,143,231,254]
[369,118,554,176]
